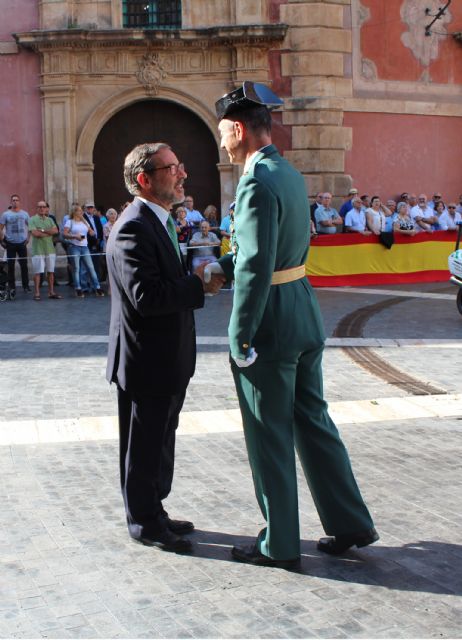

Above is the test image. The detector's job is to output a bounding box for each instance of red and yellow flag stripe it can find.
[306,231,456,287]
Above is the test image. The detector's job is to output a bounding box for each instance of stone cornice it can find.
[14,25,288,51]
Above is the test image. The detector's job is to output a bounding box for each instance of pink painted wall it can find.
[0,0,43,214]
[344,111,462,202]
[360,0,462,84]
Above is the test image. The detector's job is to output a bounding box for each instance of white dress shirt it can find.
[138,197,169,229]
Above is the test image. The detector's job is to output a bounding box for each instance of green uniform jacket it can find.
[219,144,325,360]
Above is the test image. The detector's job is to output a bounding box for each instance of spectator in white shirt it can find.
[456,194,462,215]
[344,198,371,235]
[433,201,447,230]
[360,194,370,210]
[183,195,204,228]
[365,196,392,235]
[408,194,418,209]
[189,220,221,272]
[438,203,462,230]
[314,192,343,234]
[428,192,444,210]
[410,194,437,232]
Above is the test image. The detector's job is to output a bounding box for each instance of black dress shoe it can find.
[317,527,379,555]
[231,545,300,570]
[131,529,193,553]
[166,517,194,535]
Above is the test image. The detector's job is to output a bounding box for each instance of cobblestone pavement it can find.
[0,282,461,638]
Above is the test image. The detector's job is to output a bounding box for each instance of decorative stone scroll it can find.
[135,52,167,95]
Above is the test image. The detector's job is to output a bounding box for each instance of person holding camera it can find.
[63,204,104,298]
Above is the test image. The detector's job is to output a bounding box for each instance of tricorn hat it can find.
[215,81,283,120]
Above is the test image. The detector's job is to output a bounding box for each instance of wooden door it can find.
[93,99,220,215]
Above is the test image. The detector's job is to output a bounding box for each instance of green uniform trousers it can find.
[231,343,374,560]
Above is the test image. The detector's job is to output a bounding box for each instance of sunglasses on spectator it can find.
[448,206,456,209]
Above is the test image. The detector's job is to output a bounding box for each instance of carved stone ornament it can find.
[358,2,371,27]
[135,52,167,95]
[401,0,451,67]
[361,57,377,81]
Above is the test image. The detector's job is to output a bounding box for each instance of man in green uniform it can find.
[206,82,378,568]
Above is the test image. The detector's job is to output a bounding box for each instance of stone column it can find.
[40,82,76,218]
[76,163,95,209]
[280,1,354,204]
[217,162,240,218]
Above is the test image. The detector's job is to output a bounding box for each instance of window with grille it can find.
[123,0,181,29]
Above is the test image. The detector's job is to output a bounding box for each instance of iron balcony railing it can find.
[123,0,181,29]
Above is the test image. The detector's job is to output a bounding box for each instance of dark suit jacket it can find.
[106,197,204,395]
[84,212,104,250]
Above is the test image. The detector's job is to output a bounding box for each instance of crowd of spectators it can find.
[0,195,131,301]
[1,188,461,301]
[312,189,462,237]
[0,193,234,300]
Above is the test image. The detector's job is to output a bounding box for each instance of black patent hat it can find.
[215,81,283,120]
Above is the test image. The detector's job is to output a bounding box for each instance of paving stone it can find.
[1,284,462,638]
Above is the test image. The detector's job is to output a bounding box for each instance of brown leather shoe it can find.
[317,528,379,555]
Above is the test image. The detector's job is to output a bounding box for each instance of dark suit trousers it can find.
[117,386,186,539]
[6,241,29,289]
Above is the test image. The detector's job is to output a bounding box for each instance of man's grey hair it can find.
[124,142,170,196]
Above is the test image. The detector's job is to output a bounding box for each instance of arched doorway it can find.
[93,99,221,214]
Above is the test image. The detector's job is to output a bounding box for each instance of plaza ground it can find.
[0,281,461,639]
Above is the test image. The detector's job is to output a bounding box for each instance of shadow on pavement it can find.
[190,529,462,595]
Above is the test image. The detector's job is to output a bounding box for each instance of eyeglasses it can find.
[148,162,185,176]
[448,206,456,209]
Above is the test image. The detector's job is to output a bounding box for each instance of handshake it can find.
[194,261,227,295]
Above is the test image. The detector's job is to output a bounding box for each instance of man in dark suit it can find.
[106,142,223,553]
[83,202,104,279]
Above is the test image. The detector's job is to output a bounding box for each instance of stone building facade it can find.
[1,0,461,217]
